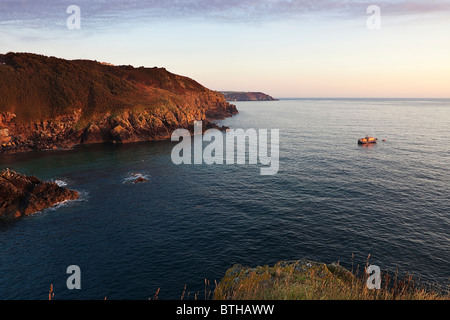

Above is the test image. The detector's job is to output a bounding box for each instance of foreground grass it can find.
[47,259,449,300]
[214,259,449,300]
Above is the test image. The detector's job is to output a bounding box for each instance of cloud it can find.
[1,0,449,27]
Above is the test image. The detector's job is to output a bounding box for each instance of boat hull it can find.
[358,136,378,144]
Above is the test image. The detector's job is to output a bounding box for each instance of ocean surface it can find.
[0,99,449,299]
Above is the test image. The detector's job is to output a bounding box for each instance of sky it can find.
[0,0,449,98]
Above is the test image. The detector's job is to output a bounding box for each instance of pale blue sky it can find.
[1,0,449,97]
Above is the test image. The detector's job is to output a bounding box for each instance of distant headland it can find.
[220,91,278,102]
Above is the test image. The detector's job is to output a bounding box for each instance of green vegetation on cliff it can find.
[214,260,449,300]
[0,53,135,121]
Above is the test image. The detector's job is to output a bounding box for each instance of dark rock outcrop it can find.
[133,177,148,184]
[0,168,79,220]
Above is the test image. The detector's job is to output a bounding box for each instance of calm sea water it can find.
[0,99,449,299]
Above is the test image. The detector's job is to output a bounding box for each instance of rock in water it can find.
[133,177,148,183]
[0,168,79,220]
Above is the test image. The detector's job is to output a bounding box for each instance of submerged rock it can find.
[0,168,79,220]
[133,177,148,184]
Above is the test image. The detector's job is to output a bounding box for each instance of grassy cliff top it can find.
[0,52,217,122]
[214,259,449,300]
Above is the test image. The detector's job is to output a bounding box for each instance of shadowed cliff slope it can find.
[0,52,237,154]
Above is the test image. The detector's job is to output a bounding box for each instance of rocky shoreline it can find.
[0,168,79,220]
[0,112,236,155]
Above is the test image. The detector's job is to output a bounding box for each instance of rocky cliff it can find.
[0,52,238,154]
[0,168,79,220]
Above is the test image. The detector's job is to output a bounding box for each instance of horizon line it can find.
[271,97,450,100]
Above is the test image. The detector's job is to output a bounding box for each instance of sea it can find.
[0,99,449,299]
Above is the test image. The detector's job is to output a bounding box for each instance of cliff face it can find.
[0,168,79,220]
[0,52,238,154]
[220,91,278,101]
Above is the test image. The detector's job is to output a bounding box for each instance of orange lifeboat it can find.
[358,135,378,145]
